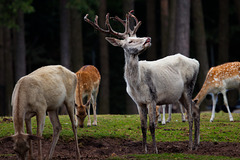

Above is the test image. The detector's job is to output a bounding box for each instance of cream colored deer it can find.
[85,10,200,153]
[0,65,80,160]
[75,65,101,128]
[193,62,240,122]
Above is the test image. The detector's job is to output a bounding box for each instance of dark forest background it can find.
[0,0,239,116]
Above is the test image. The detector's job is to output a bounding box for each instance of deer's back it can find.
[12,65,77,111]
[76,65,101,93]
[204,62,240,92]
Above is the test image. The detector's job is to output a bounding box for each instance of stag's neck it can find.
[124,52,140,85]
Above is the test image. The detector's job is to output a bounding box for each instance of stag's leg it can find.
[210,94,218,122]
[46,110,62,160]
[92,91,98,126]
[166,104,172,123]
[65,100,81,159]
[137,104,148,153]
[147,102,158,154]
[36,111,46,160]
[222,91,234,122]
[193,103,200,149]
[180,92,193,150]
[25,118,33,160]
[162,105,166,125]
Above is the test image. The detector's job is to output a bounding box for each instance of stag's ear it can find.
[105,37,122,47]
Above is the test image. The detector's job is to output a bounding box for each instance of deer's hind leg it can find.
[25,116,33,160]
[65,99,81,159]
[46,110,62,160]
[92,90,99,126]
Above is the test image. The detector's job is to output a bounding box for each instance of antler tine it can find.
[112,16,125,26]
[105,13,126,38]
[128,10,142,36]
[84,14,109,34]
[84,13,125,39]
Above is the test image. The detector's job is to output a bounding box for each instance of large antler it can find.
[112,10,142,37]
[84,10,142,38]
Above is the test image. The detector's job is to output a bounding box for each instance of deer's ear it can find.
[193,99,198,104]
[105,37,122,47]
[0,136,13,143]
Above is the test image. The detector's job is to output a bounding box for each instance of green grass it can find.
[1,112,240,159]
[110,153,240,160]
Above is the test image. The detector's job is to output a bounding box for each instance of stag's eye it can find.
[129,40,133,44]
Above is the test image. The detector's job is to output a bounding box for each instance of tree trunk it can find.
[234,0,240,24]
[160,0,169,57]
[0,27,5,116]
[167,0,176,55]
[192,0,209,87]
[70,9,84,72]
[175,0,190,57]
[98,0,110,114]
[60,0,71,69]
[59,0,70,114]
[218,0,229,64]
[146,0,157,60]
[123,0,138,114]
[4,27,14,115]
[15,10,26,81]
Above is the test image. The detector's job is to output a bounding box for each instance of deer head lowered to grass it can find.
[75,65,101,128]
[0,65,80,160]
[85,10,200,153]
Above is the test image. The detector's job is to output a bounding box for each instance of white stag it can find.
[0,65,80,160]
[84,11,200,153]
[75,65,101,128]
[193,62,240,122]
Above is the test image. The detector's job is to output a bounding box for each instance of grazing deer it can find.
[193,62,240,122]
[75,65,101,128]
[156,102,186,125]
[84,10,200,153]
[0,65,80,160]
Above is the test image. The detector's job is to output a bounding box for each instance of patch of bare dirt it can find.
[1,137,240,159]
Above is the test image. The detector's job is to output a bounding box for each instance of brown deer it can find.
[84,10,200,153]
[75,65,101,128]
[0,65,80,160]
[193,62,240,122]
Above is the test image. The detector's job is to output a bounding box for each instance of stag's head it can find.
[75,100,90,128]
[84,10,151,56]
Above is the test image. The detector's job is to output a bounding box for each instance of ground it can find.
[1,137,240,159]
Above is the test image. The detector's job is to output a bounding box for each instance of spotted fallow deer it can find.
[84,10,200,153]
[75,65,101,128]
[193,62,240,122]
[0,65,80,160]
